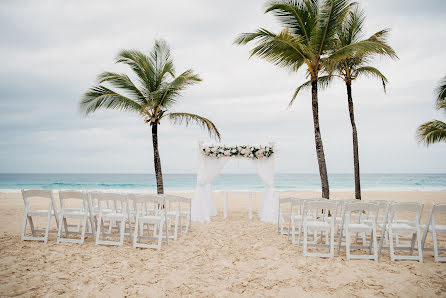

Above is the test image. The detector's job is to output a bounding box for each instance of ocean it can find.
[0,173,445,192]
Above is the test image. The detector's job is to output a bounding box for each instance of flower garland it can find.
[201,145,274,159]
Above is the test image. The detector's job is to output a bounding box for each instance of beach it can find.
[0,191,445,297]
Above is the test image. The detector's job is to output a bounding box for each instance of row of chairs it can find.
[21,189,191,250]
[278,198,445,262]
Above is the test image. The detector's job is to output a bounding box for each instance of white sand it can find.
[0,191,445,297]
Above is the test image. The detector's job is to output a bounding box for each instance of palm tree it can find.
[292,8,398,200]
[79,40,221,194]
[417,75,446,145]
[235,0,395,199]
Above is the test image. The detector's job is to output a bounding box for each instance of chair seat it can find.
[101,213,126,220]
[389,223,417,232]
[138,215,163,223]
[304,221,330,230]
[420,224,446,233]
[346,223,373,232]
[27,210,59,216]
[61,210,88,217]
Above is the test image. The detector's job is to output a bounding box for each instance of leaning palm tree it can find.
[79,40,221,194]
[235,0,395,199]
[417,75,446,145]
[292,7,398,200]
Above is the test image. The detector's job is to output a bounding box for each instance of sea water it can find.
[0,173,445,192]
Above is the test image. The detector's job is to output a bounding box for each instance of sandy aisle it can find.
[0,191,445,297]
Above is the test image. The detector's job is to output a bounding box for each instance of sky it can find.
[0,0,445,174]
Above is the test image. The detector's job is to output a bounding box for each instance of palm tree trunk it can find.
[346,81,361,200]
[151,123,164,194]
[311,78,330,199]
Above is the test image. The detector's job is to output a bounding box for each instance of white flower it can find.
[256,152,264,159]
[231,149,236,153]
[211,147,217,153]
[248,153,254,158]
[240,149,246,155]
[205,147,210,153]
[224,150,230,156]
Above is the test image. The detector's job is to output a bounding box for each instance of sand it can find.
[0,191,445,297]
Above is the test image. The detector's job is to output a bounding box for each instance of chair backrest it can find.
[344,202,379,224]
[21,189,57,211]
[163,194,191,213]
[432,204,446,214]
[302,200,338,221]
[129,194,164,216]
[96,192,130,215]
[58,190,88,210]
[389,202,423,225]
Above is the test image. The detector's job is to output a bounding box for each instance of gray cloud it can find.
[0,0,445,174]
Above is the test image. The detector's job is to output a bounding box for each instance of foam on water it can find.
[0,173,445,192]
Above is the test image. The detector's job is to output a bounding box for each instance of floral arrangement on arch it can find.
[201,145,274,159]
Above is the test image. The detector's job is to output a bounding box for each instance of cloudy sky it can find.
[0,0,445,174]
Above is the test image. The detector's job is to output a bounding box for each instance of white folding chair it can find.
[57,190,93,244]
[421,204,446,262]
[164,194,191,237]
[387,202,424,262]
[131,194,166,250]
[278,197,292,235]
[21,189,59,243]
[338,202,379,262]
[94,192,132,246]
[299,200,338,258]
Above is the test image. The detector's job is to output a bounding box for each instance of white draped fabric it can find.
[251,157,278,223]
[191,148,278,223]
[191,153,229,222]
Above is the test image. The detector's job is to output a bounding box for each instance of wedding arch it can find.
[191,142,278,223]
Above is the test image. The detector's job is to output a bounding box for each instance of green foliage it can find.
[417,75,446,146]
[79,40,220,140]
[417,120,446,145]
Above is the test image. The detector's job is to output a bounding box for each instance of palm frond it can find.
[312,0,355,56]
[289,75,334,106]
[150,39,176,89]
[265,0,317,43]
[168,112,221,140]
[96,71,146,103]
[417,120,446,145]
[235,28,311,72]
[155,69,201,110]
[435,75,446,110]
[354,66,388,92]
[115,49,156,92]
[329,36,397,62]
[340,6,365,45]
[79,85,143,115]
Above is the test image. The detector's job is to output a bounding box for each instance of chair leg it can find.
[297,226,302,253]
[373,226,378,262]
[133,219,139,248]
[174,215,179,241]
[157,221,163,250]
[303,226,308,256]
[410,233,416,255]
[80,215,87,244]
[346,228,351,260]
[329,226,335,258]
[28,216,36,237]
[389,228,395,261]
[44,211,51,243]
[21,212,28,240]
[56,214,64,243]
[432,228,439,262]
[95,215,102,244]
[416,227,423,263]
[119,219,125,246]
